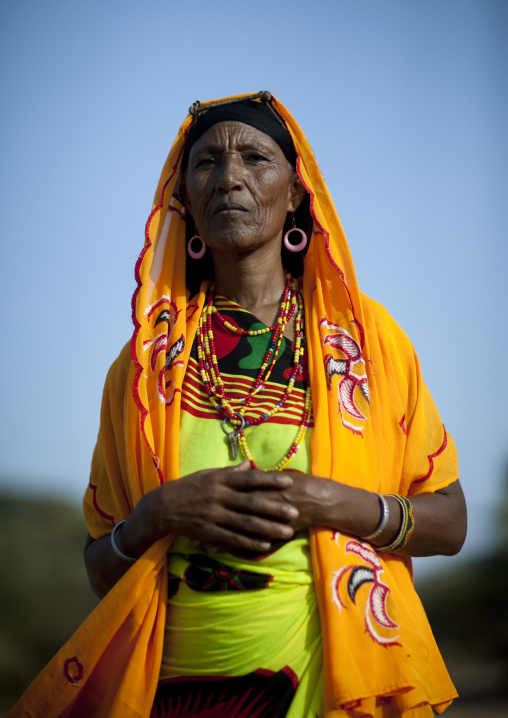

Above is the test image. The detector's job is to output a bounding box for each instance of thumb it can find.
[229,459,251,471]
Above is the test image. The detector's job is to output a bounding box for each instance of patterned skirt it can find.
[154,534,323,718]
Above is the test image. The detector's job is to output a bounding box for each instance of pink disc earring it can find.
[187,235,206,259]
[283,218,307,253]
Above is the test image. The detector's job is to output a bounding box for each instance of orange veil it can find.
[9,93,459,718]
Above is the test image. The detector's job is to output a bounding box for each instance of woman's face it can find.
[183,121,303,252]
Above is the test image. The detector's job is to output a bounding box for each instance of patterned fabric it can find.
[152,668,302,718]
[10,93,460,718]
[179,296,313,474]
[158,534,322,718]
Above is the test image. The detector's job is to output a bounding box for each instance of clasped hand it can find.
[129,460,334,556]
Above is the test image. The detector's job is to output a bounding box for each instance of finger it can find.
[209,544,228,554]
[188,519,276,553]
[226,491,299,521]
[226,470,294,491]
[220,508,295,541]
[228,459,251,472]
[207,531,273,554]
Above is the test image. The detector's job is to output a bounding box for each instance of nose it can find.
[216,155,244,193]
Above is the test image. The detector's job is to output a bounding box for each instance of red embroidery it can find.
[64,656,83,684]
[88,483,115,526]
[164,379,181,409]
[186,303,199,322]
[166,335,185,370]
[331,538,400,646]
[147,334,169,373]
[142,300,185,405]
[411,424,448,487]
[332,531,341,547]
[320,320,370,435]
[149,297,180,329]
[146,295,171,321]
[131,138,188,484]
[399,414,408,435]
[340,699,362,710]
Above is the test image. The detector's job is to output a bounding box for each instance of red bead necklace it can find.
[196,272,312,470]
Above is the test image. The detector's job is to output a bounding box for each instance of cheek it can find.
[185,180,209,221]
[255,176,292,218]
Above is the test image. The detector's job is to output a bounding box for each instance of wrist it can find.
[374,494,415,551]
[122,487,172,557]
[320,484,402,546]
[318,481,379,536]
[361,493,389,540]
[111,520,137,562]
[118,502,153,560]
[367,494,403,547]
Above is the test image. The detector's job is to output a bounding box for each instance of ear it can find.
[287,173,306,213]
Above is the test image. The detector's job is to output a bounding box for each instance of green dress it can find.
[153,297,323,718]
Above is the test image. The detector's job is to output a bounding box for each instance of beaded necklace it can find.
[196,272,312,470]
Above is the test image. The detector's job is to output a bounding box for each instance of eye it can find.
[243,152,268,163]
[194,156,215,169]
[244,152,268,162]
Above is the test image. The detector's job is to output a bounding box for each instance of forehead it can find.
[188,120,284,158]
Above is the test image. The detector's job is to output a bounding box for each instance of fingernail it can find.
[210,545,220,553]
[191,539,200,547]
[287,507,299,518]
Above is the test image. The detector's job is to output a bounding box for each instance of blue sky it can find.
[1,0,506,577]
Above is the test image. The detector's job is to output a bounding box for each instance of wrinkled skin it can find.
[85,122,467,598]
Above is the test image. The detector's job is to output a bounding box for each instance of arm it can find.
[84,461,299,599]
[85,467,466,598]
[277,474,467,557]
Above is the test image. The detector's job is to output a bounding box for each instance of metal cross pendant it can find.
[222,414,246,460]
[228,429,241,459]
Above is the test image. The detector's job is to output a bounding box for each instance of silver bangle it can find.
[111,520,137,563]
[362,493,389,541]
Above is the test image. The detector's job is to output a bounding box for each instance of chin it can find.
[205,230,269,253]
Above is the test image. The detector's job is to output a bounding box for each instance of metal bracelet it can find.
[362,493,389,541]
[110,520,137,563]
[376,494,415,552]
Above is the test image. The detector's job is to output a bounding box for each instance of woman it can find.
[10,92,466,718]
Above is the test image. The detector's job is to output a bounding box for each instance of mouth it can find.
[213,202,248,216]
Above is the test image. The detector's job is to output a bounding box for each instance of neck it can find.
[211,244,287,314]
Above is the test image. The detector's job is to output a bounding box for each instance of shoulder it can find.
[103,341,132,399]
[361,292,412,343]
[360,292,418,362]
[359,292,423,408]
